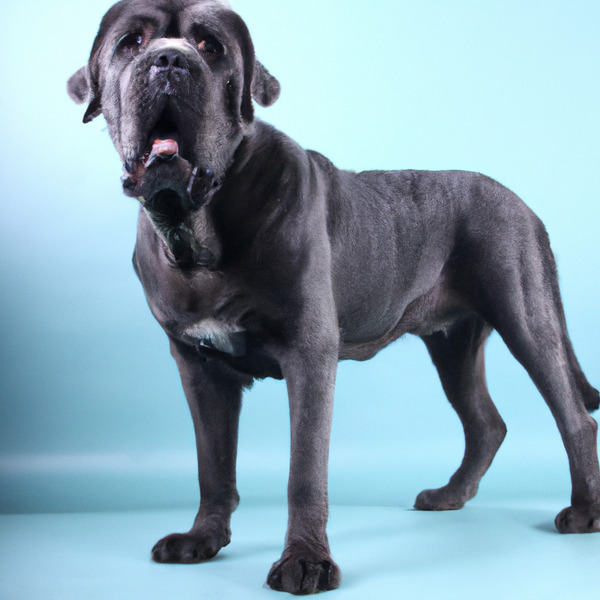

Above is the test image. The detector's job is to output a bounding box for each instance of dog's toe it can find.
[152,531,227,563]
[414,486,472,511]
[555,506,600,533]
[267,550,341,595]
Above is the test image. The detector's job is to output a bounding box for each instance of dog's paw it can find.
[555,506,600,533]
[151,530,228,563]
[414,486,472,511]
[266,549,341,595]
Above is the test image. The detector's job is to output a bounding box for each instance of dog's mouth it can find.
[121,106,219,215]
[123,104,191,183]
[144,103,191,163]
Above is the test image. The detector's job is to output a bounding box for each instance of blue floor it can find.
[2,501,599,600]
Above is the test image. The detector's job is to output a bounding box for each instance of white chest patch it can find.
[183,318,244,355]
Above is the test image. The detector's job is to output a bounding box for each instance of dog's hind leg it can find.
[415,315,506,510]
[473,215,600,532]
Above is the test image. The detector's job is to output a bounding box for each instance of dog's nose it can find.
[153,49,190,72]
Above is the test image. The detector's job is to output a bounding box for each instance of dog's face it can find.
[68,0,279,202]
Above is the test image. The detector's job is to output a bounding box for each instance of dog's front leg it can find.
[152,338,243,564]
[267,345,341,594]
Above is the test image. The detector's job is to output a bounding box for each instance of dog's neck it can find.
[139,134,245,271]
[144,120,291,271]
[144,198,221,271]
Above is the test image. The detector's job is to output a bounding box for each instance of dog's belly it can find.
[338,278,470,361]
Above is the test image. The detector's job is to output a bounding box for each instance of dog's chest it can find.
[135,213,283,372]
[153,278,254,357]
[140,257,260,357]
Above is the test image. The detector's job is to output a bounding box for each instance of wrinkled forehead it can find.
[121,0,231,18]
[117,0,231,15]
[107,0,232,31]
[90,0,246,71]
[91,0,242,61]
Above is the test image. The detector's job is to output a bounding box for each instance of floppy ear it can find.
[223,10,280,122]
[240,58,280,122]
[67,66,102,123]
[251,61,280,107]
[67,67,89,104]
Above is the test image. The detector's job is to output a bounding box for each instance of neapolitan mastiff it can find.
[68,0,600,593]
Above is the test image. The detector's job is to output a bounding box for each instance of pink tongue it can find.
[152,138,179,157]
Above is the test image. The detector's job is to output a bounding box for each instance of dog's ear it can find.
[240,57,280,122]
[67,67,89,104]
[251,61,280,108]
[67,1,123,124]
[67,66,102,123]
[228,10,280,122]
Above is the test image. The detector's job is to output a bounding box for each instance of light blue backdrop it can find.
[0,0,598,513]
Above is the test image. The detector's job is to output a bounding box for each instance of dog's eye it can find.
[114,32,145,58]
[197,36,223,60]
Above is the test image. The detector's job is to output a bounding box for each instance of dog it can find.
[67,0,600,593]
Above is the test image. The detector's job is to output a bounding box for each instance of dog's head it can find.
[67,0,280,207]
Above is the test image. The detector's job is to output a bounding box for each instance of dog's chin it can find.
[121,138,220,222]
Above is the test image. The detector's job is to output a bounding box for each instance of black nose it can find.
[153,49,190,72]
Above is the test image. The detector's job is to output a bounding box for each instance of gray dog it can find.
[68,0,600,594]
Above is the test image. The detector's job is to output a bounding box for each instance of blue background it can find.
[1,1,599,598]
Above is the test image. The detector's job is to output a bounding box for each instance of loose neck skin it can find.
[141,119,311,271]
[138,119,263,269]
